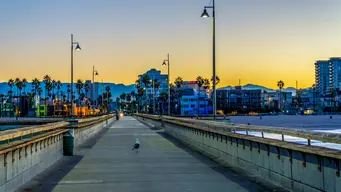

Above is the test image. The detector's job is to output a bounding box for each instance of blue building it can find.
[138,69,168,96]
[180,88,211,115]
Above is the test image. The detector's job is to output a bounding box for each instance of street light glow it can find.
[75,43,81,50]
[201,8,209,18]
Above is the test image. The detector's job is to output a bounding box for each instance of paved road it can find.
[19,116,284,192]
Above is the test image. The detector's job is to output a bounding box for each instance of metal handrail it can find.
[134,114,341,145]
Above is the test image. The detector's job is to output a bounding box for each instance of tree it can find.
[7,79,14,106]
[57,80,62,99]
[211,75,220,86]
[159,92,168,114]
[84,83,90,99]
[76,79,84,107]
[67,84,71,102]
[14,78,23,116]
[32,78,41,97]
[120,93,127,102]
[196,76,204,115]
[174,77,184,114]
[116,97,121,109]
[277,80,285,110]
[52,80,57,99]
[22,78,27,95]
[43,75,52,99]
[126,93,132,103]
[105,86,111,112]
[141,75,151,110]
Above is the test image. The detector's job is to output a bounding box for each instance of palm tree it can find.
[116,97,121,110]
[126,93,132,103]
[196,76,204,116]
[51,80,57,99]
[174,77,184,114]
[56,80,62,99]
[22,78,27,95]
[211,75,220,86]
[84,83,90,99]
[159,92,168,114]
[142,75,150,110]
[105,86,111,113]
[76,79,84,107]
[277,80,285,110]
[63,94,67,103]
[14,78,22,116]
[7,79,14,103]
[329,88,338,112]
[120,93,127,102]
[203,78,210,114]
[67,84,71,102]
[32,78,40,96]
[43,75,52,100]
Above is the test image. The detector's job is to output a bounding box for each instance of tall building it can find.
[315,58,341,95]
[315,60,329,94]
[328,57,341,90]
[138,69,168,96]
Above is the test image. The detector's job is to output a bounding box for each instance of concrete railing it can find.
[134,114,341,192]
[0,114,114,192]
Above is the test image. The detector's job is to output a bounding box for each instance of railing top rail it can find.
[67,114,114,123]
[134,114,341,145]
[0,121,69,142]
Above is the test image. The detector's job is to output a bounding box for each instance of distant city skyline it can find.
[2,0,341,89]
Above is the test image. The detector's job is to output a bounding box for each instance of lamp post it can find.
[162,53,170,116]
[92,66,99,106]
[70,34,81,117]
[102,79,104,113]
[150,78,156,114]
[201,0,216,117]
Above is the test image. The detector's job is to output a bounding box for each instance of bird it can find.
[132,138,140,153]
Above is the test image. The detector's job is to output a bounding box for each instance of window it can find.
[191,104,195,108]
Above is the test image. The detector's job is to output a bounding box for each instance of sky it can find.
[1,0,341,89]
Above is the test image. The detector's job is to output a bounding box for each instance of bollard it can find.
[63,129,75,156]
[260,116,262,120]
[330,116,333,119]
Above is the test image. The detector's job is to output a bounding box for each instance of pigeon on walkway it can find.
[132,138,140,153]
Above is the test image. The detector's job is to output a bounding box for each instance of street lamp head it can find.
[95,71,99,75]
[75,43,81,50]
[162,61,167,66]
[201,8,209,18]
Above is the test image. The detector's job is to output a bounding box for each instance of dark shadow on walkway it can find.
[155,131,288,192]
[17,121,114,192]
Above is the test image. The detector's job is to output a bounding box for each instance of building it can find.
[328,57,341,90]
[180,88,211,115]
[216,86,262,113]
[315,58,341,95]
[315,60,329,95]
[138,69,168,96]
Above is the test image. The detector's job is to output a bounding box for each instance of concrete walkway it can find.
[19,116,284,192]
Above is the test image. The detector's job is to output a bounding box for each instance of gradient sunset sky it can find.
[1,0,341,89]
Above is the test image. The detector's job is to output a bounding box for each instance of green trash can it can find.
[63,129,75,156]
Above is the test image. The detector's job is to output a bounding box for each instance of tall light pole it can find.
[201,0,216,117]
[162,53,170,116]
[92,66,99,105]
[70,34,81,117]
[102,79,104,112]
[150,78,156,114]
